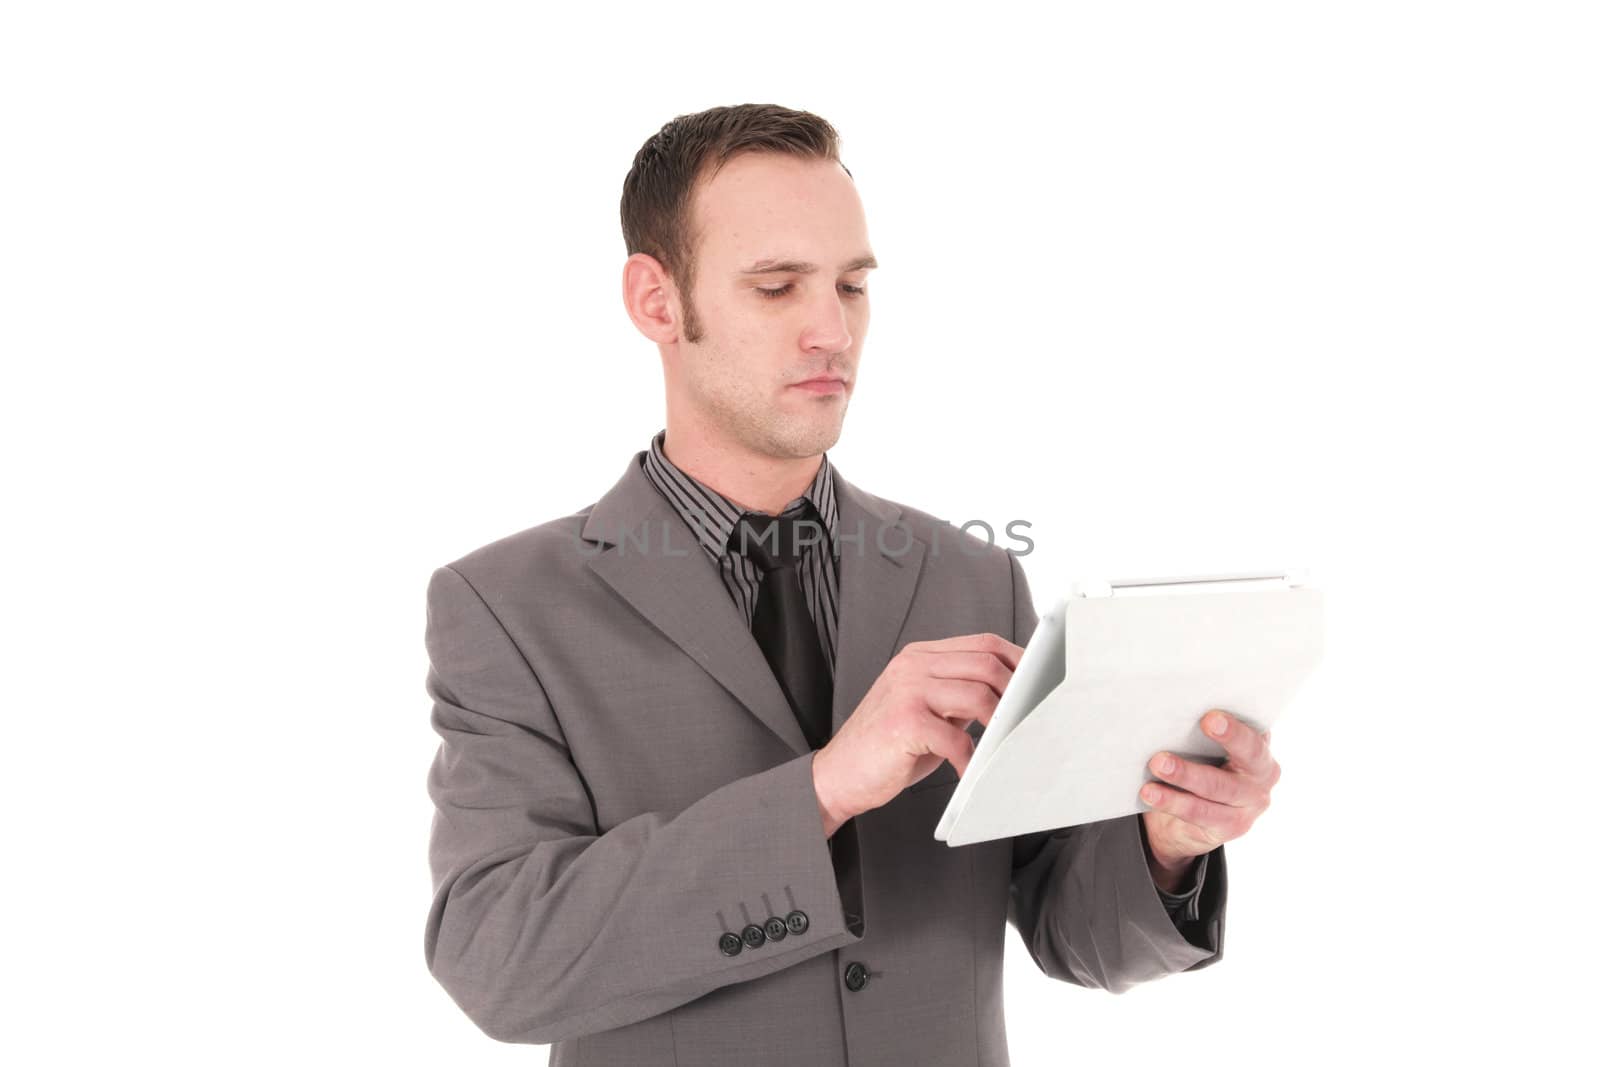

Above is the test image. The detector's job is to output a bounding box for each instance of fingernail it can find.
[1157,755,1176,774]
[1142,785,1161,803]
[1208,714,1228,736]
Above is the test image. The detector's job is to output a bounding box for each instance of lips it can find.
[792,378,847,394]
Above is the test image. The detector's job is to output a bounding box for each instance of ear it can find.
[622,252,682,345]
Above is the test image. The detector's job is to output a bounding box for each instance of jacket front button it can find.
[741,923,766,949]
[718,932,743,957]
[785,910,809,935]
[843,961,869,992]
[763,916,788,942]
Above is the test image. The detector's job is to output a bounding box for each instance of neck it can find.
[661,421,822,517]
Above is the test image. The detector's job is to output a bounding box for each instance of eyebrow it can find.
[739,254,879,275]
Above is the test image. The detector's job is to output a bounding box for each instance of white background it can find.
[5,1,1596,1063]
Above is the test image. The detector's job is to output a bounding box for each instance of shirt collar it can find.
[640,428,840,562]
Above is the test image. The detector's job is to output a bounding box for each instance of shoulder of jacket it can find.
[862,494,1015,576]
[433,503,597,585]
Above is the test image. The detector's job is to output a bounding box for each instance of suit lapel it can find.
[827,472,926,738]
[581,450,925,758]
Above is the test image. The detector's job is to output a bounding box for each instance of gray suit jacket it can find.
[423,449,1226,1066]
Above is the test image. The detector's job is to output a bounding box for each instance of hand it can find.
[1139,709,1280,875]
[813,632,1023,836]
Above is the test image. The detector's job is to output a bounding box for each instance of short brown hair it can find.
[620,103,851,342]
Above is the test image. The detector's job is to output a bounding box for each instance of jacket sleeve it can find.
[422,564,865,1044]
[1002,550,1226,993]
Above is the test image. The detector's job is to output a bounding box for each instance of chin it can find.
[783,418,845,457]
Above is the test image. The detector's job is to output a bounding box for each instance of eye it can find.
[754,282,868,300]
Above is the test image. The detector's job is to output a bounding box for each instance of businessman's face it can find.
[671,152,874,459]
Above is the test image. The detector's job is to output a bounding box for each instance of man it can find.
[422,104,1281,1066]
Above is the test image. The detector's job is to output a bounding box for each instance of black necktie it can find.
[733,507,833,751]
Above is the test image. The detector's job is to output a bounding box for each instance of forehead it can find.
[688,152,869,268]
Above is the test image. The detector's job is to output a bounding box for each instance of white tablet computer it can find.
[933,569,1324,846]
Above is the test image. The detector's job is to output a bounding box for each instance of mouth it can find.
[791,376,847,395]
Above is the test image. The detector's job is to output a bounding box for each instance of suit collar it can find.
[581,449,925,757]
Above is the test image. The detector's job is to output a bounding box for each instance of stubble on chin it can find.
[765,401,847,458]
[719,402,846,461]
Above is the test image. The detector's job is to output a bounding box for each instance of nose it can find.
[799,288,854,356]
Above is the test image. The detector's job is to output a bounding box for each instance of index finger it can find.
[1202,709,1272,776]
[905,632,1024,671]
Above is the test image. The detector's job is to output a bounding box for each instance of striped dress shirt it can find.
[641,427,841,680]
[638,427,1207,921]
